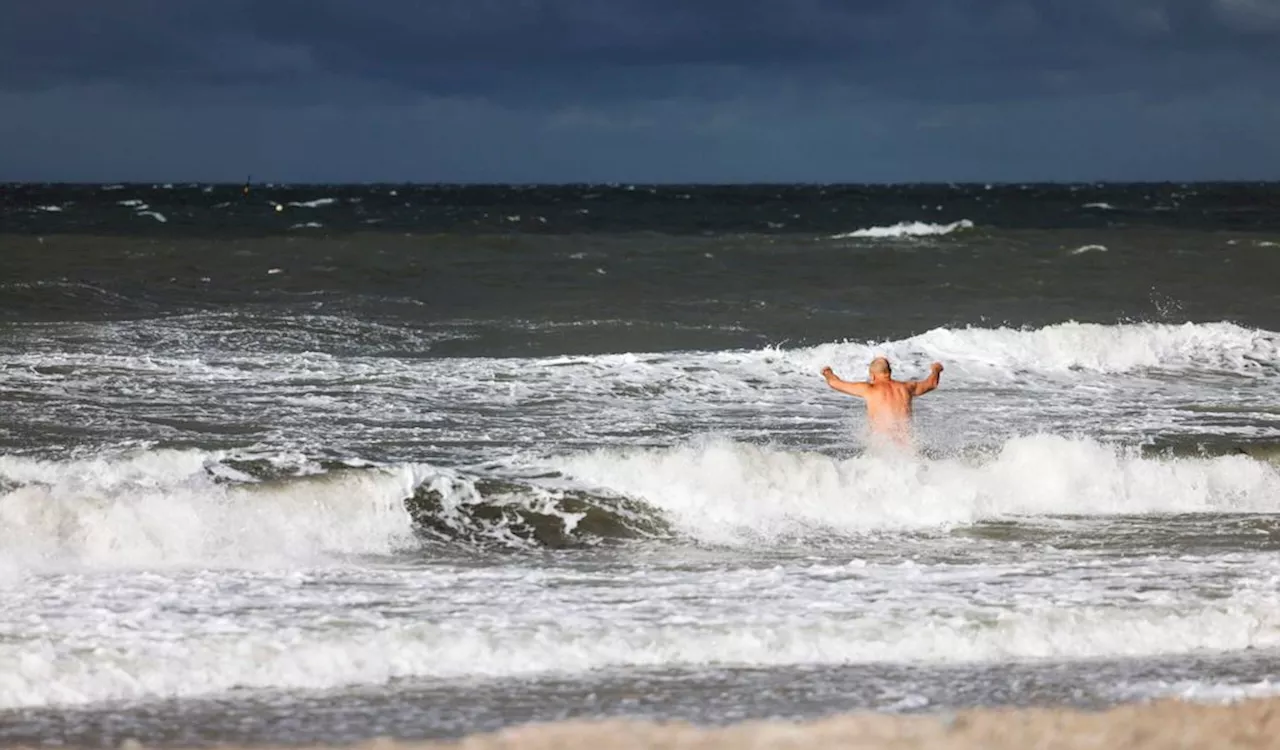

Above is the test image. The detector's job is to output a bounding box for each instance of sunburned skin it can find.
[820,357,943,445]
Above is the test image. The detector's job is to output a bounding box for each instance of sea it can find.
[1,182,1279,746]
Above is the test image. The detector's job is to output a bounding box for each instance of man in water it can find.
[821,357,943,445]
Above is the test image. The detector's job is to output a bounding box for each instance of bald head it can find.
[869,357,892,377]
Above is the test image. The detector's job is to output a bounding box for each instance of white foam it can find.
[287,198,336,208]
[1084,202,1116,209]
[0,450,422,572]
[3,589,1279,709]
[291,222,323,229]
[798,321,1280,377]
[117,199,147,208]
[137,211,167,223]
[4,321,1275,481]
[36,205,63,212]
[557,436,1280,543]
[831,220,973,239]
[1120,679,1280,704]
[1070,244,1108,255]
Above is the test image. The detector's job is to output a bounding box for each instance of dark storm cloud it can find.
[2,0,1278,181]
[3,0,1278,102]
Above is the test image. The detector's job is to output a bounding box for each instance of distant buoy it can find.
[275,204,283,212]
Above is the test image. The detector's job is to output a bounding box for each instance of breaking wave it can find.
[405,470,668,548]
[0,451,420,572]
[830,219,974,239]
[3,433,1277,574]
[794,321,1280,378]
[556,436,1280,545]
[5,594,1280,708]
[0,449,667,575]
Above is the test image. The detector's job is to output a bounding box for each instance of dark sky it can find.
[2,0,1279,182]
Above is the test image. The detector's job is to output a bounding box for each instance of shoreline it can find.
[110,697,1275,750]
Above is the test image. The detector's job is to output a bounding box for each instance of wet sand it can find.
[74,697,1280,749]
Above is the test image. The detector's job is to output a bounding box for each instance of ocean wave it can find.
[3,434,1278,573]
[287,197,337,208]
[0,451,421,572]
[0,449,667,574]
[556,436,1280,544]
[830,219,974,239]
[8,318,1274,381]
[4,590,1279,708]
[405,470,668,548]
[795,321,1280,378]
[11,318,1275,382]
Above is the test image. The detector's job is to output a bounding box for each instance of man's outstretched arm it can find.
[821,366,869,398]
[910,362,944,396]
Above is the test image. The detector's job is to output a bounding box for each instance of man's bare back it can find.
[821,357,943,444]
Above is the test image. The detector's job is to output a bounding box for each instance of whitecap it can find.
[831,219,974,239]
[287,197,337,208]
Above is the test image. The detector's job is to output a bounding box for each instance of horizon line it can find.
[4,179,1280,188]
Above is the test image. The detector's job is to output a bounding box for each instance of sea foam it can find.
[3,583,1278,708]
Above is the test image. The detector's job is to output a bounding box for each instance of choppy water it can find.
[1,183,1279,746]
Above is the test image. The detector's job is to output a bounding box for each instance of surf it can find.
[0,448,674,575]
[554,435,1280,545]
[5,432,1277,576]
[0,450,422,574]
